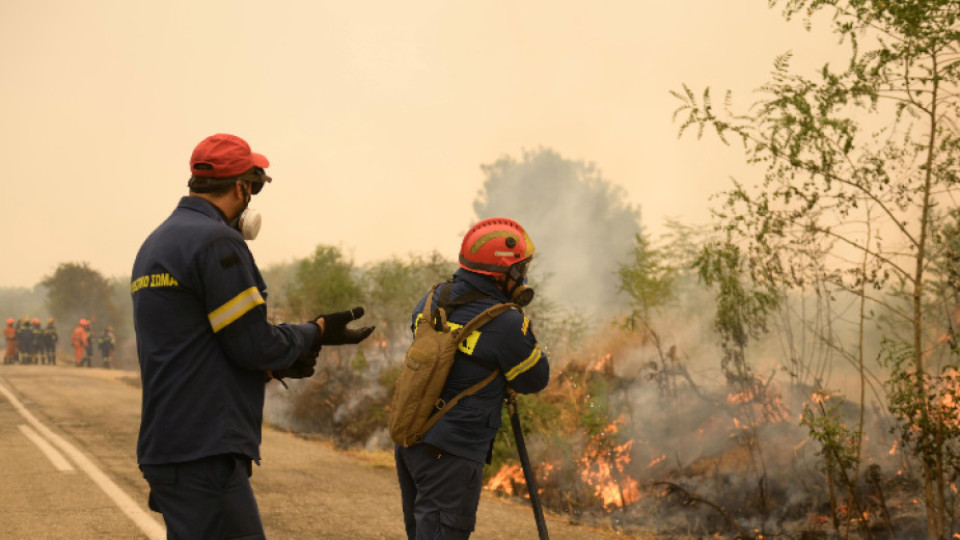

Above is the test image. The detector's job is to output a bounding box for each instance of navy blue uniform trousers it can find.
[395,444,485,540]
[141,454,265,539]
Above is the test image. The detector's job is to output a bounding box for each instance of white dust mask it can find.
[237,208,262,240]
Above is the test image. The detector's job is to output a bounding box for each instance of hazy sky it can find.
[0,1,839,289]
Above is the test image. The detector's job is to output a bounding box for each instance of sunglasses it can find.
[244,167,269,195]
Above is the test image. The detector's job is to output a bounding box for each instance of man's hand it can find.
[317,306,375,345]
[272,354,317,380]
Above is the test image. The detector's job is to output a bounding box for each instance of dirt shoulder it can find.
[1,365,636,539]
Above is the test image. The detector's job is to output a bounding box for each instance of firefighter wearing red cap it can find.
[131,133,373,538]
[4,318,16,364]
[394,217,550,540]
[72,319,90,367]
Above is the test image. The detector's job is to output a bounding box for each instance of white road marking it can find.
[0,382,165,540]
[18,424,74,472]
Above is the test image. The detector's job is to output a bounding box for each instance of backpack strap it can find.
[418,283,445,333]
[432,280,511,371]
[418,302,518,435]
[418,280,494,335]
[455,302,518,354]
[420,369,500,436]
[431,281,496,330]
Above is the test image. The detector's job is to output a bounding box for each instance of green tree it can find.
[617,232,681,395]
[801,389,870,538]
[41,262,122,335]
[675,1,960,536]
[283,245,363,320]
[0,285,48,322]
[618,219,720,398]
[361,251,455,347]
[695,240,781,387]
[619,232,675,330]
[260,261,298,306]
[474,148,641,312]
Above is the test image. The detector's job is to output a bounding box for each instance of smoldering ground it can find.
[260,148,935,538]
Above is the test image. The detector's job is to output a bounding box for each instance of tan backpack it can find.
[388,282,516,447]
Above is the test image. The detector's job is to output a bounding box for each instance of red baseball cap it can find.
[189,133,269,178]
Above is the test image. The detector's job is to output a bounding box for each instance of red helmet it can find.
[31,318,40,325]
[79,319,89,326]
[5,318,12,325]
[459,217,535,277]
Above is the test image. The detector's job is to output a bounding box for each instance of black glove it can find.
[318,306,375,345]
[272,354,317,380]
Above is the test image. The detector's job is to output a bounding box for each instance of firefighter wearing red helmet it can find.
[394,216,550,540]
[457,217,537,307]
[3,318,16,365]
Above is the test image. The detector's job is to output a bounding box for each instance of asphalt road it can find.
[0,364,629,539]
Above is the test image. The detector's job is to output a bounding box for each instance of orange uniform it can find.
[71,324,89,365]
[4,324,16,362]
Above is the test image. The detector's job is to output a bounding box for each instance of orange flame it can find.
[486,464,524,496]
[486,416,645,511]
[591,353,614,373]
[648,454,666,469]
[578,429,641,510]
[579,455,641,509]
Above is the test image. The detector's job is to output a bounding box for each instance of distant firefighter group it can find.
[3,317,116,368]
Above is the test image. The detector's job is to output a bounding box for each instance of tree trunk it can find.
[916,52,942,540]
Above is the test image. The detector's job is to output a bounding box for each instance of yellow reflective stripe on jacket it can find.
[505,345,541,381]
[413,314,481,354]
[208,286,265,333]
[445,321,482,354]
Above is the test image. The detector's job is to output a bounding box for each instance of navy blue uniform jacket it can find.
[132,197,318,465]
[412,269,550,463]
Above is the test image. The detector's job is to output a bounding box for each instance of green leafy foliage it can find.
[618,233,675,332]
[41,262,122,334]
[283,245,364,320]
[0,285,48,322]
[695,241,781,385]
[676,1,960,536]
[801,389,864,529]
[361,251,455,344]
[883,339,960,478]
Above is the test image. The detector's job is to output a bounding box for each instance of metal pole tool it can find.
[506,389,549,540]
